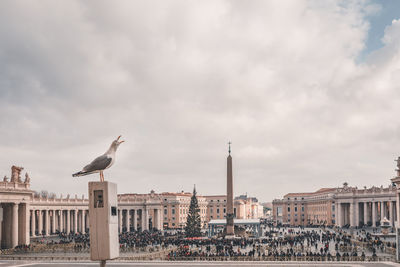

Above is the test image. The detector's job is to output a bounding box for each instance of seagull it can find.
[72,135,125,181]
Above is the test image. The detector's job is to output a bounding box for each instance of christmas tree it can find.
[185,186,202,237]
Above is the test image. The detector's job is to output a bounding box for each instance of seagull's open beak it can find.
[117,135,125,144]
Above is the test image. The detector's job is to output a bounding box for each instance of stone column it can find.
[44,210,49,236]
[81,210,85,234]
[124,209,129,232]
[153,208,158,230]
[38,210,43,235]
[59,210,63,233]
[349,203,355,227]
[372,202,376,227]
[390,201,394,226]
[355,202,359,227]
[66,210,70,234]
[11,203,18,248]
[73,210,78,233]
[31,210,36,237]
[338,204,343,226]
[118,209,122,233]
[51,210,56,234]
[133,209,137,231]
[142,208,148,231]
[19,203,30,245]
[397,193,400,228]
[364,202,368,225]
[381,201,385,222]
[158,209,163,230]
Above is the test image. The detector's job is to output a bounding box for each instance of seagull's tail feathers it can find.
[72,171,90,177]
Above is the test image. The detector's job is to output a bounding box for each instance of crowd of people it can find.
[4,223,395,261]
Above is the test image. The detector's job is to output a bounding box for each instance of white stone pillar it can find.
[355,202,359,227]
[66,210,70,234]
[397,193,400,227]
[81,210,85,234]
[158,209,163,230]
[372,202,376,227]
[143,208,149,231]
[337,203,342,227]
[38,210,43,235]
[363,202,368,225]
[124,209,129,232]
[11,203,18,248]
[381,201,385,222]
[153,208,158,230]
[59,210,63,233]
[31,210,36,237]
[141,208,145,231]
[390,201,394,226]
[73,209,78,233]
[45,210,49,236]
[133,209,137,231]
[349,203,355,227]
[19,203,30,245]
[118,209,122,233]
[51,210,56,234]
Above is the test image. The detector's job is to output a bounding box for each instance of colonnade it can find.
[30,208,88,237]
[336,200,397,227]
[118,207,162,233]
[0,203,30,248]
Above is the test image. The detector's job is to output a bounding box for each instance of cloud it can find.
[0,0,399,201]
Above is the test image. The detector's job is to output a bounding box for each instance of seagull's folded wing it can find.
[83,154,112,173]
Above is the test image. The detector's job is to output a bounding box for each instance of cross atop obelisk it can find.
[226,141,234,236]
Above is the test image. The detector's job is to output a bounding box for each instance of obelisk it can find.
[226,142,234,235]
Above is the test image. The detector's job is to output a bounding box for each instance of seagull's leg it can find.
[100,171,104,182]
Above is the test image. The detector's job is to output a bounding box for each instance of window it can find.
[164,209,167,215]
[223,208,226,213]
[288,207,290,212]
[210,208,213,213]
[294,207,297,212]
[301,207,304,212]
[172,209,175,214]
[217,208,220,213]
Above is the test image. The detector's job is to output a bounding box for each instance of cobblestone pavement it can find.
[0,260,399,267]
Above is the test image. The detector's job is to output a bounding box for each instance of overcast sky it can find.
[1,0,400,202]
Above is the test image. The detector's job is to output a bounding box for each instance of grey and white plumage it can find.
[72,136,124,179]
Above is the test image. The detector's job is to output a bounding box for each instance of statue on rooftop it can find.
[24,172,30,184]
[3,176,8,182]
[11,166,24,183]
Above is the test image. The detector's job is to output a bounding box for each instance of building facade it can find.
[273,182,397,228]
[0,165,262,249]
